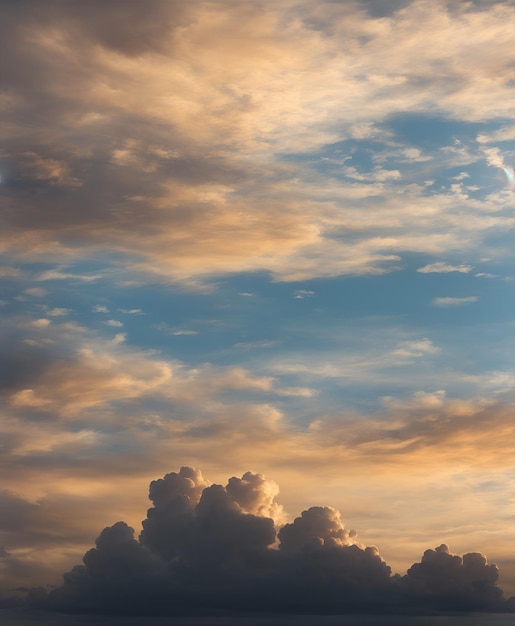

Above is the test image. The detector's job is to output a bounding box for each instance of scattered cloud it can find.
[417,262,473,274]
[46,308,71,317]
[37,270,102,282]
[30,319,51,328]
[105,320,123,327]
[0,0,513,613]
[390,338,440,360]
[432,296,479,307]
[293,290,315,299]
[477,125,515,144]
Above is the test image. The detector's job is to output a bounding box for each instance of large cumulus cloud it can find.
[35,467,511,616]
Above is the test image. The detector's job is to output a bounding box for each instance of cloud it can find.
[417,262,473,274]
[23,466,510,616]
[0,267,22,277]
[30,319,51,328]
[46,308,70,317]
[481,146,509,170]
[432,296,479,306]
[0,0,512,286]
[404,544,503,611]
[0,316,311,426]
[390,338,440,360]
[23,288,47,298]
[293,290,315,299]
[37,270,101,282]
[477,125,515,144]
[1,310,513,602]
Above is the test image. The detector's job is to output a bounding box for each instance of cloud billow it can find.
[40,467,511,616]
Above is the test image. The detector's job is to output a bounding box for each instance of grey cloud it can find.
[0,0,248,260]
[0,0,190,61]
[51,0,190,56]
[23,467,511,616]
[0,490,106,550]
[139,467,209,560]
[404,544,503,611]
[0,332,67,397]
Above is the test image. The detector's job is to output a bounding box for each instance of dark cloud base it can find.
[5,468,513,618]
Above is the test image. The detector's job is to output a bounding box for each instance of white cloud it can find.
[450,172,470,181]
[481,146,507,170]
[105,319,123,327]
[293,289,315,299]
[391,338,440,360]
[476,125,515,144]
[417,262,473,274]
[432,296,479,307]
[30,318,51,328]
[47,307,71,317]
[92,305,109,313]
[38,270,101,282]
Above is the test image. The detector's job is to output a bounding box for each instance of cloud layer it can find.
[25,467,510,616]
[1,0,513,614]
[1,0,513,285]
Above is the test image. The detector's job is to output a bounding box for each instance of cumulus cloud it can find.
[26,467,510,616]
[404,544,503,611]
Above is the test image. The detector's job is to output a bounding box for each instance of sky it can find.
[0,0,514,619]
